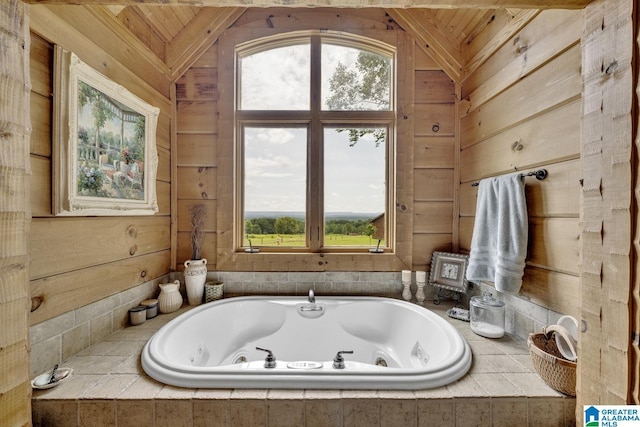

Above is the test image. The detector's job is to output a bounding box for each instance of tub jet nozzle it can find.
[256,347,277,368]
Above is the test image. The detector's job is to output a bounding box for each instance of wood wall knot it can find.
[129,245,137,256]
[140,269,147,278]
[31,296,43,312]
[431,123,440,133]
[126,225,138,238]
[511,140,524,151]
[604,60,618,75]
[513,37,528,54]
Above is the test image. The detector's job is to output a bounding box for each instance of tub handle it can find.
[333,350,354,369]
[256,347,277,368]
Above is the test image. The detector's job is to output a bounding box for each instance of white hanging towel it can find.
[466,173,528,294]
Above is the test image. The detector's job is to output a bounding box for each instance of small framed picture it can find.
[428,252,469,293]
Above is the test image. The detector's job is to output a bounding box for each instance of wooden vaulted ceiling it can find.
[101,5,531,82]
[26,0,592,82]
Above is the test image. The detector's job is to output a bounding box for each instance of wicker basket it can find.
[528,332,576,396]
[204,282,224,303]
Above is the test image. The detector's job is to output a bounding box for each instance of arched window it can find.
[236,32,395,252]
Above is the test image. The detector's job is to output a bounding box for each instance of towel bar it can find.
[471,169,548,187]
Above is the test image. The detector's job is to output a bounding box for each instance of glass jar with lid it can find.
[470,294,505,338]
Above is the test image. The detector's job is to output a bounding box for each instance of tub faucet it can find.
[333,350,354,369]
[308,289,315,303]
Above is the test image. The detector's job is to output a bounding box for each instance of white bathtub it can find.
[141,295,472,389]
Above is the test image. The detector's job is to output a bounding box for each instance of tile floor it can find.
[31,302,576,426]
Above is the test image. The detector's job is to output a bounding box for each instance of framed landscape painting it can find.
[53,46,159,216]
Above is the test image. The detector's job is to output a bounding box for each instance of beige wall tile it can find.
[507,373,562,397]
[76,295,119,325]
[491,398,527,426]
[193,400,229,427]
[65,355,130,375]
[268,400,305,426]
[305,399,342,427]
[34,374,103,400]
[156,384,196,399]
[79,400,116,426]
[454,398,491,427]
[30,336,61,378]
[119,376,163,399]
[32,400,78,427]
[193,389,232,399]
[417,399,454,427]
[343,398,380,427]
[62,323,90,361]
[446,375,489,397]
[473,373,525,396]
[79,339,145,357]
[229,399,267,426]
[90,312,114,345]
[81,374,138,399]
[380,399,417,427]
[114,354,144,375]
[528,397,565,427]
[117,400,155,427]
[155,399,193,427]
[564,398,577,427]
[30,311,74,345]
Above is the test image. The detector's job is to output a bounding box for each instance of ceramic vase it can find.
[158,280,183,314]
[184,258,208,305]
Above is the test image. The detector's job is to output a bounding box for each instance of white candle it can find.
[401,270,411,282]
[416,270,426,282]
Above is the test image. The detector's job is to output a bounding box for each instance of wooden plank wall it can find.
[174,8,457,273]
[412,49,456,269]
[0,1,32,424]
[28,6,172,326]
[458,9,583,318]
[175,45,219,270]
[580,0,635,409]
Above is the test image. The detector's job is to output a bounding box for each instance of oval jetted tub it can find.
[142,295,472,389]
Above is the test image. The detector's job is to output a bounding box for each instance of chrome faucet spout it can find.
[308,289,315,303]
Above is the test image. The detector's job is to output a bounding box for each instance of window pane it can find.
[324,127,386,247]
[239,44,310,110]
[322,44,391,111]
[243,127,307,247]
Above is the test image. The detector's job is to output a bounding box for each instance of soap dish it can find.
[31,367,73,390]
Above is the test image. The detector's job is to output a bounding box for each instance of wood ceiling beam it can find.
[166,7,246,79]
[23,0,592,9]
[387,8,462,82]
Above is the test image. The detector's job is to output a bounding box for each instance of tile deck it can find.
[32,301,576,426]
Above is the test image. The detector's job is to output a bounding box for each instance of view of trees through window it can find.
[238,35,393,250]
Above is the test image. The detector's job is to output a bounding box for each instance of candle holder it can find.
[415,270,426,303]
[401,270,412,301]
[402,280,412,301]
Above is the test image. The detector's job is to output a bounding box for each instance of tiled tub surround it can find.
[31,302,576,427]
[29,275,170,379]
[208,271,568,342]
[29,272,567,379]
